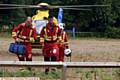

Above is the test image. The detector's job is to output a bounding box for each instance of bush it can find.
[67,32,106,38]
[105,27,120,38]
[67,27,120,39]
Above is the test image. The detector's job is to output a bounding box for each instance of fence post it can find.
[61,63,67,80]
[72,27,75,39]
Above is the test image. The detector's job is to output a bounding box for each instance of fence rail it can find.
[0,61,120,80]
[1,61,120,67]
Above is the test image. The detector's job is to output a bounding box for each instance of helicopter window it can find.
[32,20,48,34]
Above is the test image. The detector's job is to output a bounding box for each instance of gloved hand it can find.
[22,36,27,39]
[21,36,29,40]
[15,38,21,43]
[30,37,35,43]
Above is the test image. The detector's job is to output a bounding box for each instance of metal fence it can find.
[0,61,120,80]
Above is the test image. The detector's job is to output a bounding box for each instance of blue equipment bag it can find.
[17,44,26,55]
[14,43,18,53]
[9,43,26,55]
[9,43,15,53]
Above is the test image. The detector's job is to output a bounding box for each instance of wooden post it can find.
[61,64,67,80]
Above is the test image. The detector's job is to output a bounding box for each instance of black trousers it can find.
[44,56,56,61]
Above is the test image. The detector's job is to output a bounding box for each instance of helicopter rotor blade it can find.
[0,4,110,10]
[0,4,110,7]
[0,7,91,11]
[62,8,91,11]
[0,6,41,9]
[52,5,110,8]
[0,6,40,9]
[0,4,39,7]
[0,3,51,9]
[0,7,30,9]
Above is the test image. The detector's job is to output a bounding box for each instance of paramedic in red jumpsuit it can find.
[59,24,69,62]
[40,16,62,73]
[12,17,36,61]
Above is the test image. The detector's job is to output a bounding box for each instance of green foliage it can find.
[0,69,61,79]
[114,68,120,80]
[0,68,120,80]
[36,70,61,79]
[0,70,13,77]
[68,32,106,38]
[14,69,34,77]
[105,27,120,38]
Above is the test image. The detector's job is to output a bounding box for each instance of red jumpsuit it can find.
[59,30,69,62]
[12,23,36,61]
[40,22,62,61]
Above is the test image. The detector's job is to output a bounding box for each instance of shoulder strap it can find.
[56,27,58,34]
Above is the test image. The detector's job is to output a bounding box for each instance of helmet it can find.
[64,49,72,57]
[59,23,64,29]
[53,17,58,25]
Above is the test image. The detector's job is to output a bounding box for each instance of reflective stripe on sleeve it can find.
[30,37,35,43]
[12,32,17,37]
[58,36,62,41]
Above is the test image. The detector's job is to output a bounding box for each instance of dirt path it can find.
[0,38,120,61]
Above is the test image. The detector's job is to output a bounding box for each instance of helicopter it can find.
[0,2,110,48]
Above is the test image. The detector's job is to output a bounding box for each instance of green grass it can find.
[0,68,61,79]
[0,68,120,80]
[66,68,120,80]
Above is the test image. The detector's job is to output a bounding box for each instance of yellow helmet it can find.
[38,3,49,6]
[53,17,58,25]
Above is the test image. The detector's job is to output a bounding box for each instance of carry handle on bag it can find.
[9,42,26,55]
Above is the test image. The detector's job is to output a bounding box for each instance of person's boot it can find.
[45,68,49,74]
[18,55,24,61]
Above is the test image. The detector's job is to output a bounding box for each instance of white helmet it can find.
[59,23,64,29]
[64,49,72,57]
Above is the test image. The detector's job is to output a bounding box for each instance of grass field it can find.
[0,36,120,80]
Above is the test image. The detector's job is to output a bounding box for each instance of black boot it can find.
[45,68,49,74]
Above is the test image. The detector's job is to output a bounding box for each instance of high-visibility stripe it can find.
[40,38,44,42]
[44,28,46,33]
[44,27,59,41]
[37,35,40,37]
[12,32,17,37]
[62,32,65,41]
[30,37,35,43]
[58,36,62,41]
[29,29,33,37]
[18,35,24,39]
[56,27,58,34]
[44,28,48,40]
[53,35,57,40]
[29,29,34,43]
